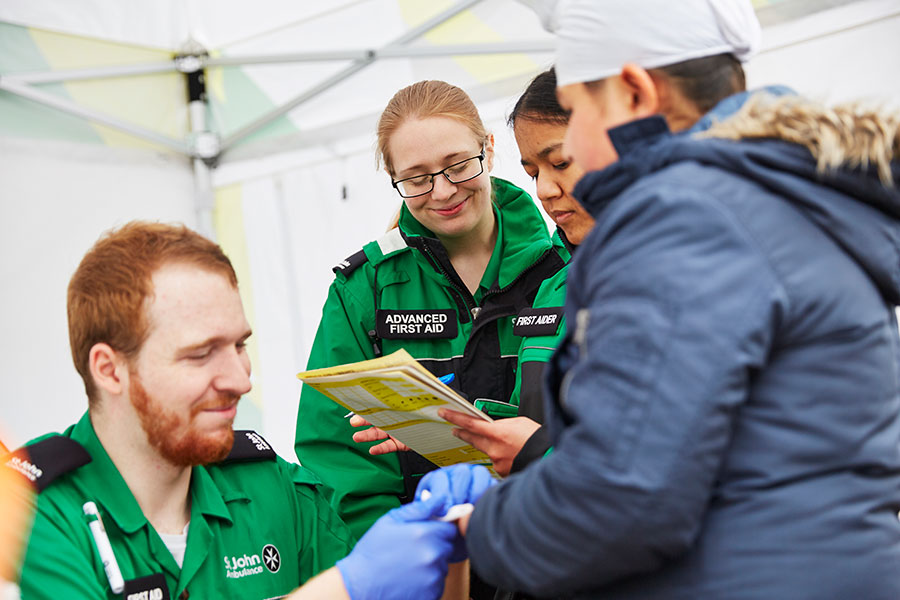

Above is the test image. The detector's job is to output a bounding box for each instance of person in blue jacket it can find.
[418,0,900,598]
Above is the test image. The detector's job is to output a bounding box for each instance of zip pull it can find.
[367,329,383,357]
[471,307,482,320]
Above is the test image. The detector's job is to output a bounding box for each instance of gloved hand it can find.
[336,496,459,600]
[415,464,496,561]
[415,463,496,510]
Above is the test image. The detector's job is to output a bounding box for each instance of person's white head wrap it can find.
[521,0,761,87]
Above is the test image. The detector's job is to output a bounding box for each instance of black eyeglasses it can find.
[391,151,486,198]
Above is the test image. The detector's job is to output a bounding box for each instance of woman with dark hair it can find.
[438,68,594,476]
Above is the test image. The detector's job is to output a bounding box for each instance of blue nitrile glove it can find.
[336,496,459,600]
[415,464,496,510]
[415,464,496,562]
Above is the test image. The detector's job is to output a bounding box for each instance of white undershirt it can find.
[158,522,190,569]
[1,581,21,600]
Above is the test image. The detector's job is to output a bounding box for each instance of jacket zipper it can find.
[420,242,476,324]
[465,248,558,343]
[479,247,554,307]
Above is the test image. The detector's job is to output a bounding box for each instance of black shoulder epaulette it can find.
[222,430,277,463]
[332,249,368,277]
[3,435,92,493]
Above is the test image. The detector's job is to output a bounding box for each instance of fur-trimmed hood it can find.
[703,94,900,187]
[577,91,900,303]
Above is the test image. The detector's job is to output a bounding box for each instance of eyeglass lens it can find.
[396,155,483,197]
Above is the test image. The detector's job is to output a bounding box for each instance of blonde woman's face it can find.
[388,116,495,240]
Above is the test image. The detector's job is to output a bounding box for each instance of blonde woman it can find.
[294,81,566,555]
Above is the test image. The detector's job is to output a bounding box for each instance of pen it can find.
[83,501,125,594]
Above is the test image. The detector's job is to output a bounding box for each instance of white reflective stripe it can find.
[377,228,406,256]
[413,354,518,362]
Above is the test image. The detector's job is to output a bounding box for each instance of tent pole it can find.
[193,156,216,240]
[206,41,554,66]
[219,0,484,152]
[6,61,178,85]
[6,41,553,84]
[0,76,189,155]
[182,59,219,240]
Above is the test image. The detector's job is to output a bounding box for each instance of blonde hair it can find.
[376,80,488,176]
[702,94,900,186]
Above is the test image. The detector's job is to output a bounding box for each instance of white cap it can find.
[522,0,761,87]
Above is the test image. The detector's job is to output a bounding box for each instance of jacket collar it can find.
[573,86,900,305]
[398,176,552,289]
[72,412,233,535]
[553,227,576,258]
[574,86,798,218]
[607,115,670,158]
[573,116,671,218]
[687,85,796,134]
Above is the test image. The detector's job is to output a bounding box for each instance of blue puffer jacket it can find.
[467,95,900,599]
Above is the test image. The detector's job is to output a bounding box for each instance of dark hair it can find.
[653,53,746,114]
[507,68,570,128]
[584,53,746,118]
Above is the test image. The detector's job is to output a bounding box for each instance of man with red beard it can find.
[4,222,467,600]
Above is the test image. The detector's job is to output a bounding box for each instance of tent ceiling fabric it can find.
[0,1,366,50]
[0,0,556,161]
[0,0,865,54]
[0,0,885,164]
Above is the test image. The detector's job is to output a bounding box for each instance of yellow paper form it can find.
[297,349,496,474]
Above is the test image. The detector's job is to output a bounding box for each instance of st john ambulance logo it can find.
[262,544,281,574]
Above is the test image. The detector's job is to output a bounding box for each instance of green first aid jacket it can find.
[12,413,354,600]
[508,230,571,421]
[295,178,567,538]
[505,231,572,474]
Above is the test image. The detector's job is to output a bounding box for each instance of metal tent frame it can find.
[2,0,896,236]
[0,0,553,237]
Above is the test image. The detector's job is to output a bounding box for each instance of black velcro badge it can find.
[332,249,368,276]
[222,431,277,463]
[4,435,92,493]
[123,573,171,600]
[376,309,458,339]
[513,307,564,337]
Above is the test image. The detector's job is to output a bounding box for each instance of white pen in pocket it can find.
[419,489,474,522]
[83,501,125,594]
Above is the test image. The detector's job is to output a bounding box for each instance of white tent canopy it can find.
[2,0,899,459]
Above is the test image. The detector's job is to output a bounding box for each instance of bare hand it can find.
[349,414,411,454]
[457,511,472,537]
[438,409,541,477]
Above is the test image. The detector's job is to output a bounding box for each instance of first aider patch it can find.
[512,307,564,337]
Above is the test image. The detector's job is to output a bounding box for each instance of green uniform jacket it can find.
[508,229,571,418]
[507,230,571,474]
[296,178,567,538]
[12,413,354,600]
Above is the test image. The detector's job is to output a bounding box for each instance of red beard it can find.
[129,373,237,466]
